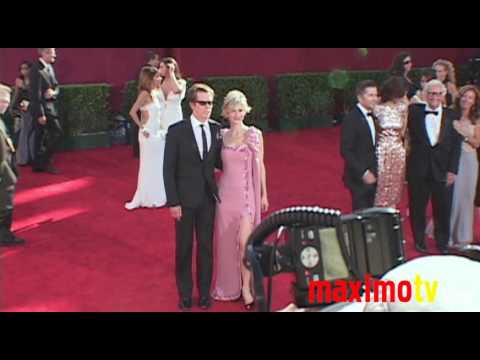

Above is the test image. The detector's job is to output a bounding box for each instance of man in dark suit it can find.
[0,85,25,247]
[164,83,223,311]
[341,80,379,211]
[407,79,462,254]
[29,48,63,174]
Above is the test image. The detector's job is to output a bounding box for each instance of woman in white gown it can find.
[125,66,168,210]
[156,57,187,126]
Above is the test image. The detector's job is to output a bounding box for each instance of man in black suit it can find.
[341,80,379,211]
[164,83,223,310]
[407,80,462,254]
[29,48,63,174]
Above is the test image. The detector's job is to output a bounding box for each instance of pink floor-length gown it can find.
[211,127,262,301]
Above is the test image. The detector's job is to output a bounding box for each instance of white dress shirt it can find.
[39,58,55,79]
[425,105,443,146]
[191,115,212,159]
[357,104,376,146]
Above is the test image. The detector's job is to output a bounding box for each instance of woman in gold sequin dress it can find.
[374,77,409,208]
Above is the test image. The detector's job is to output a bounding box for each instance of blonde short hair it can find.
[0,84,12,100]
[222,90,252,118]
[425,80,447,96]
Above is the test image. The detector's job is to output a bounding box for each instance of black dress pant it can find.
[175,196,216,299]
[408,176,453,250]
[32,115,63,171]
[350,183,377,211]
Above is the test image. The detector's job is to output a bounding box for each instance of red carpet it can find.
[2,128,479,312]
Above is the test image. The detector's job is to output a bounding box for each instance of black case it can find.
[341,208,406,279]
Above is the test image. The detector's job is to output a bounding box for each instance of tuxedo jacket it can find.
[407,103,462,182]
[341,106,377,190]
[164,118,223,208]
[29,59,60,121]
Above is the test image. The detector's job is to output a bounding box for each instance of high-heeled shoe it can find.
[244,301,255,311]
[242,292,255,311]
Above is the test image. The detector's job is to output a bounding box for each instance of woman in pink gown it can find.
[211,90,269,310]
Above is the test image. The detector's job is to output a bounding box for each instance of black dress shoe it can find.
[438,247,450,255]
[0,235,26,247]
[415,244,428,254]
[45,165,60,175]
[198,297,211,310]
[178,298,192,311]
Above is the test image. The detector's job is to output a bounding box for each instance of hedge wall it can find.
[276,72,334,131]
[58,84,112,137]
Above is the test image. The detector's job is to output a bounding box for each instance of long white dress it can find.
[125,96,168,210]
[155,80,187,127]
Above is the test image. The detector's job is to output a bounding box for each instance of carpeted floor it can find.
[2,128,478,312]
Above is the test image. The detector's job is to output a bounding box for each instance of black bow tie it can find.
[425,110,439,116]
[366,112,375,119]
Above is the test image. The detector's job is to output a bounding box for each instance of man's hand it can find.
[170,206,182,221]
[363,170,377,185]
[446,172,456,186]
[38,116,47,125]
[44,88,55,100]
[20,100,29,111]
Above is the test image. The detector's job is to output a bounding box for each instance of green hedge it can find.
[276,72,334,131]
[58,84,112,137]
[276,70,413,131]
[203,76,269,131]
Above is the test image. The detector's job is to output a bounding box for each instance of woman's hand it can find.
[168,64,175,76]
[261,195,269,213]
[453,120,470,138]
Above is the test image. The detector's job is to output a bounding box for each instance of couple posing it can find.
[164,84,269,310]
[342,78,462,254]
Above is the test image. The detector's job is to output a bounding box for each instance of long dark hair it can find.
[161,57,183,80]
[390,52,411,77]
[381,76,408,103]
[18,61,32,82]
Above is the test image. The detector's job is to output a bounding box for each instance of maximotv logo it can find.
[309,275,439,304]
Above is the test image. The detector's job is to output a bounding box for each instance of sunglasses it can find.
[196,101,214,107]
[427,92,444,96]
[403,60,412,65]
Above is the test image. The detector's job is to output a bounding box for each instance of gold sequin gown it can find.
[374,102,408,208]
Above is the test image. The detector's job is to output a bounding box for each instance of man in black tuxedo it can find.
[29,48,63,174]
[164,83,223,310]
[407,80,462,254]
[341,80,379,211]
